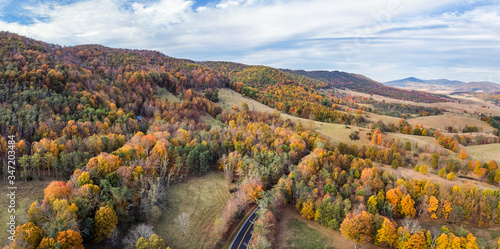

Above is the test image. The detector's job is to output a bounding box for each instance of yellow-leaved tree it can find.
[93,205,118,242]
[376,218,397,248]
[400,194,416,218]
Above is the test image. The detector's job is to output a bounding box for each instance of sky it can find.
[0,0,499,83]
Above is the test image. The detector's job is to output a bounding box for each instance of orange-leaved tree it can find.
[340,211,374,249]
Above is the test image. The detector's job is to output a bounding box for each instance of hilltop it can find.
[386,77,500,94]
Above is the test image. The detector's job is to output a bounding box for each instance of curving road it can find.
[229,207,259,249]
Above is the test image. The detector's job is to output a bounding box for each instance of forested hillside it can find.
[283,69,451,103]
[1,32,499,249]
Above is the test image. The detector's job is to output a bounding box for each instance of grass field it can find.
[407,114,494,132]
[154,87,182,103]
[218,88,277,113]
[155,172,232,249]
[276,206,382,249]
[0,179,54,247]
[466,143,500,162]
[389,132,452,156]
[363,112,402,125]
[284,218,333,249]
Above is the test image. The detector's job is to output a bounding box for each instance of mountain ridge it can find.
[385,77,500,93]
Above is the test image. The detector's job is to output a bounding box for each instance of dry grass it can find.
[466,143,500,162]
[218,88,276,113]
[155,172,232,249]
[364,112,402,125]
[407,114,494,132]
[0,179,53,247]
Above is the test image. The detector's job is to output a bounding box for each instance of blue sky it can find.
[0,0,499,83]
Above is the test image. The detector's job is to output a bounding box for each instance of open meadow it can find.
[155,172,232,249]
[0,179,55,248]
[276,207,383,249]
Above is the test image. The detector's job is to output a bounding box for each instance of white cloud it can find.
[0,0,499,82]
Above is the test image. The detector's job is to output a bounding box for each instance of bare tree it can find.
[417,195,430,216]
[122,223,155,249]
[401,218,421,234]
[220,154,234,184]
[176,212,191,236]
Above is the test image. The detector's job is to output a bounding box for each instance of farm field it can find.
[155,173,232,249]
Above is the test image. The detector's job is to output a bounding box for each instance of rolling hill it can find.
[282,69,450,103]
[385,77,500,94]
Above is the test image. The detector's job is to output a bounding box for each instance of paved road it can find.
[229,207,259,249]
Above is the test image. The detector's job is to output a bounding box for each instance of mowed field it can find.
[0,179,53,248]
[155,172,232,249]
[466,143,500,162]
[276,206,383,249]
[407,114,494,133]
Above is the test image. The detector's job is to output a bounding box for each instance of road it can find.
[229,207,259,249]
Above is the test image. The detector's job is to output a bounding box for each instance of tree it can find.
[404,231,427,249]
[176,212,191,236]
[419,165,429,175]
[340,211,374,249]
[391,159,399,169]
[301,200,315,220]
[431,152,440,169]
[465,233,479,249]
[93,206,118,242]
[136,234,165,249]
[11,222,43,249]
[44,181,72,203]
[85,153,121,177]
[122,223,155,248]
[376,218,397,248]
[400,194,416,218]
[148,234,165,248]
[446,172,456,180]
[386,188,402,216]
[428,196,439,219]
[459,148,468,160]
[435,233,449,249]
[438,168,447,178]
[56,230,84,249]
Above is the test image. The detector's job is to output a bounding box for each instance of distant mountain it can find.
[385,77,500,94]
[282,70,450,103]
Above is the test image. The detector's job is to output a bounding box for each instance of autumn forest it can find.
[1,31,500,249]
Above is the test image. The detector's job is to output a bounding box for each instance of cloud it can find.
[0,0,499,83]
